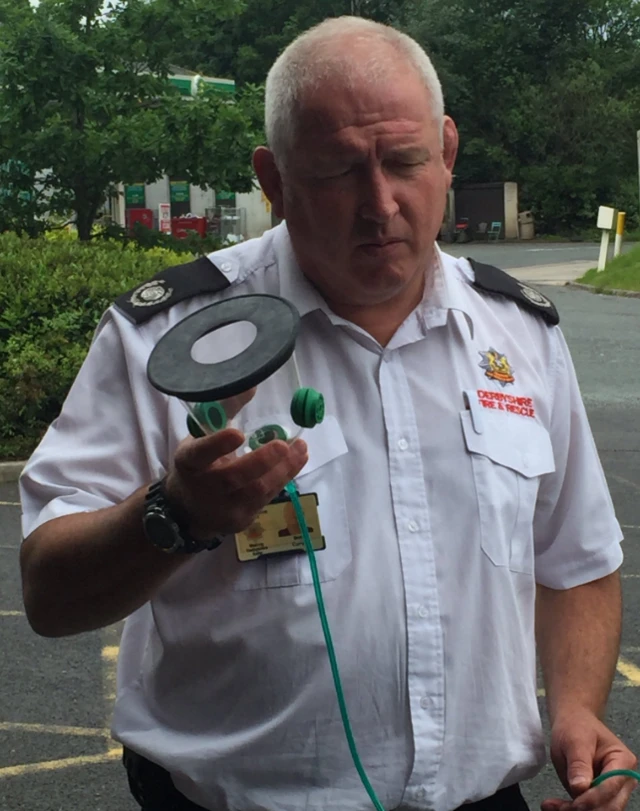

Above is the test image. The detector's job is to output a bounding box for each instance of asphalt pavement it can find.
[1,282,640,810]
[443,239,634,271]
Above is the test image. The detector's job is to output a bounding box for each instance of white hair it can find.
[265,16,445,167]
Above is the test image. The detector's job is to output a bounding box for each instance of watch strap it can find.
[144,478,223,554]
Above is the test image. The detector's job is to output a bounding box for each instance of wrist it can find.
[143,477,223,554]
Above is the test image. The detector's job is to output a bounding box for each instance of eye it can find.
[389,160,424,172]
[323,166,353,179]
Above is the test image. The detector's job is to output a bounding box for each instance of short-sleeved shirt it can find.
[20,223,623,811]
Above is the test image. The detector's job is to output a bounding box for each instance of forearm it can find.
[536,571,622,724]
[20,486,187,637]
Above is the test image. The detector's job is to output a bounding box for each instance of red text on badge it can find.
[477,389,535,418]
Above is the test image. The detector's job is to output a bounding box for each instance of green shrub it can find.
[0,233,194,459]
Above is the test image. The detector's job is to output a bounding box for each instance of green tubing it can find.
[591,769,640,787]
[284,481,385,811]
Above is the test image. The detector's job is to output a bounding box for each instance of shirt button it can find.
[220,262,233,273]
[420,696,430,710]
[418,605,429,618]
[408,520,419,533]
[398,438,409,451]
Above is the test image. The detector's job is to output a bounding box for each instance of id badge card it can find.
[235,493,326,562]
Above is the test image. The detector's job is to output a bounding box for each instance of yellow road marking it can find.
[0,501,20,506]
[0,721,110,737]
[0,610,23,617]
[622,525,640,530]
[0,748,122,778]
[101,646,119,661]
[617,657,640,686]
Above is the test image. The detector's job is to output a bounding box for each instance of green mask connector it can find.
[191,401,228,434]
[291,387,325,429]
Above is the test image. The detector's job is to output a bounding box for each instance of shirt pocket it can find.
[460,409,556,574]
[226,415,352,590]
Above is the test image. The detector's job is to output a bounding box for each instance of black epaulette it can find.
[468,259,559,326]
[113,255,231,325]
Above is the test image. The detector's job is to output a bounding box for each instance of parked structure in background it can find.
[107,67,274,243]
[439,181,531,243]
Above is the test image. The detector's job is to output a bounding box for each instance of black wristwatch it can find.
[142,478,223,554]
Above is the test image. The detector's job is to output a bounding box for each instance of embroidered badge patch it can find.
[129,280,173,308]
[518,283,552,309]
[478,348,515,387]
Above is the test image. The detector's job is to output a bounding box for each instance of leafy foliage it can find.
[397,0,640,232]
[0,0,263,240]
[0,233,193,458]
[169,0,640,234]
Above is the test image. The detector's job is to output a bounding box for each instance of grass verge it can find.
[576,243,640,292]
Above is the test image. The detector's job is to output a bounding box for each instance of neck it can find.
[325,263,433,346]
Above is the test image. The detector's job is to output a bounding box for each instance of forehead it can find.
[293,71,436,154]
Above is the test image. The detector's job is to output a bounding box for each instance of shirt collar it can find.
[419,245,475,338]
[274,222,475,338]
[274,223,332,320]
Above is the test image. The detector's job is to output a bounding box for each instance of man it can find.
[19,16,636,811]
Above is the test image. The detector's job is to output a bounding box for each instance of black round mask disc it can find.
[147,294,300,402]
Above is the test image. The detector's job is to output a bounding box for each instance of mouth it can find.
[359,238,403,248]
[357,238,405,255]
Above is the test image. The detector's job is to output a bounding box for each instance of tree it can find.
[166,0,403,87]
[399,0,640,232]
[0,0,264,240]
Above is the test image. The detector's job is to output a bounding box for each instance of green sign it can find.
[170,180,190,203]
[216,190,236,207]
[125,184,145,206]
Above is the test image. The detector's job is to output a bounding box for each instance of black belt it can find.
[123,747,529,811]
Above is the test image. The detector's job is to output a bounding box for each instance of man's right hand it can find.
[164,429,309,541]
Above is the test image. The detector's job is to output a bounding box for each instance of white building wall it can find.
[189,184,216,217]
[145,177,170,227]
[236,185,274,240]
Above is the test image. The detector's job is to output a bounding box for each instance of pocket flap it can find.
[298,415,348,477]
[461,410,555,478]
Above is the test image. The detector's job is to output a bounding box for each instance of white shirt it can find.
[20,223,623,811]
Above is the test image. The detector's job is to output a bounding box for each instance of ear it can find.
[442,116,459,179]
[253,147,284,220]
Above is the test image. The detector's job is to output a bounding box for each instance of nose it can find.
[358,166,399,224]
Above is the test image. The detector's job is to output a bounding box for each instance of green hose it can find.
[284,481,386,811]
[590,769,640,787]
[283,481,640,807]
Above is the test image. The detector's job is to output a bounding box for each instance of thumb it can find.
[566,751,593,797]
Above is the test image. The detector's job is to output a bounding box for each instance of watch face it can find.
[144,511,181,551]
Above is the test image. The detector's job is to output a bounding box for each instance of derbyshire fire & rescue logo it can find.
[478,348,515,387]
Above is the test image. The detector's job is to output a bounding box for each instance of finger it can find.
[569,776,637,810]
[541,800,571,811]
[175,429,246,473]
[225,444,309,511]
[566,752,594,798]
[215,439,308,493]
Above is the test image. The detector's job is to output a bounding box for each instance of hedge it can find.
[0,233,195,460]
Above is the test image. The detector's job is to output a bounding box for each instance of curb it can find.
[0,461,26,484]
[565,282,640,299]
